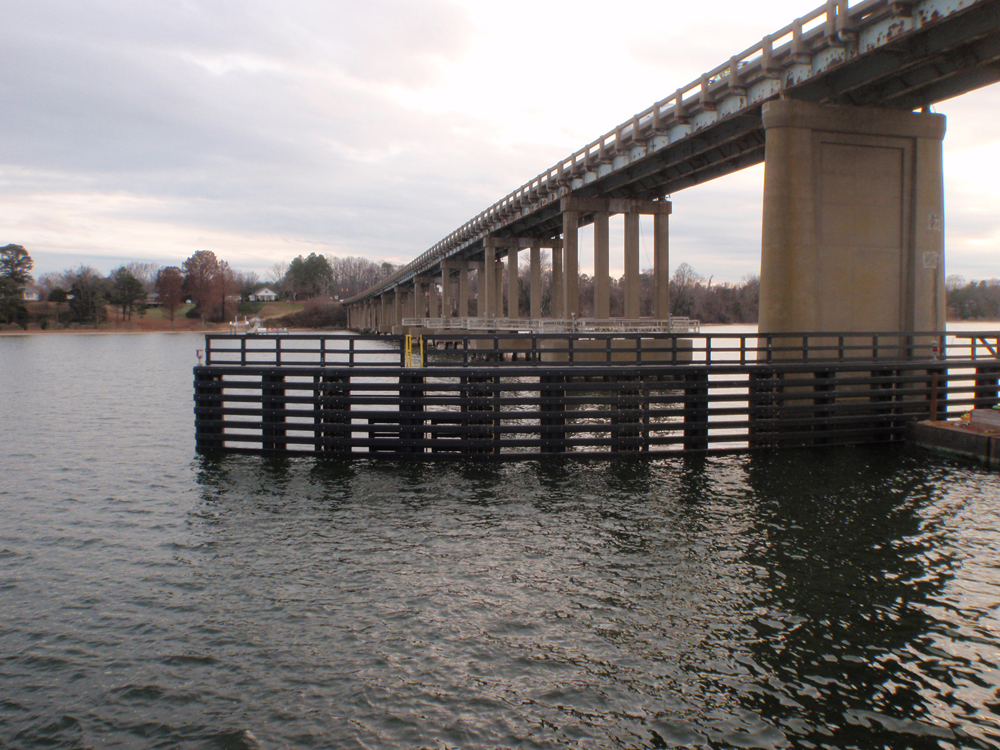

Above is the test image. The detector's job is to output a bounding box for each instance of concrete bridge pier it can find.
[594,211,610,319]
[507,243,520,319]
[560,198,671,321]
[759,99,946,336]
[482,240,497,320]
[530,240,542,319]
[623,211,640,319]
[458,263,470,318]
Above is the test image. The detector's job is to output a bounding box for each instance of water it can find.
[2,331,1000,749]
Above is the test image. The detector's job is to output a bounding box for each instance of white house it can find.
[22,285,41,302]
[250,287,278,302]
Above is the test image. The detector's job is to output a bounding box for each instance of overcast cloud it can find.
[1,0,998,283]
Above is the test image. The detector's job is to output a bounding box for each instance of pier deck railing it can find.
[194,331,1000,459]
[202,331,999,368]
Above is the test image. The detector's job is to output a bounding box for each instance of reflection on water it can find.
[2,333,1000,748]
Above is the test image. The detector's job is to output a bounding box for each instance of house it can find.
[22,285,41,302]
[250,287,278,302]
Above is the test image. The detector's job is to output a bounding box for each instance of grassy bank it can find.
[2,301,307,333]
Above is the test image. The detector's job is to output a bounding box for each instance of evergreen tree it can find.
[108,266,147,322]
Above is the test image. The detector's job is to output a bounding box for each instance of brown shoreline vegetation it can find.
[0,300,314,334]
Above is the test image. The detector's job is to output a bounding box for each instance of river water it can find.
[1,331,999,749]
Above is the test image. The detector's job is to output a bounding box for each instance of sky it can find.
[2,0,998,285]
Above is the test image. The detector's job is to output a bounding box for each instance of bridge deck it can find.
[344,0,1000,306]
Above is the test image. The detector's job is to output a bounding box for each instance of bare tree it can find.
[124,261,160,291]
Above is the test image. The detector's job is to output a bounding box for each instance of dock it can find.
[193,331,1000,460]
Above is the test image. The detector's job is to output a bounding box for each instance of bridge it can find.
[343,0,1000,338]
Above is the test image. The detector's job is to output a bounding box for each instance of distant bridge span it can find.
[345,0,1000,335]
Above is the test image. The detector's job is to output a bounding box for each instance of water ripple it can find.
[3,335,1000,747]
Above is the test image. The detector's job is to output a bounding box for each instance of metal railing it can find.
[398,317,701,333]
[201,330,1000,368]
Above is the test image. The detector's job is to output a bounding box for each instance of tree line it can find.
[505,260,761,323]
[946,275,1000,321]
[1,245,398,329]
[4,241,998,329]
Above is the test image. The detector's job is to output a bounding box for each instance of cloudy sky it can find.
[2,0,998,284]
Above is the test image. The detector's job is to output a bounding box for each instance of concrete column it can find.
[552,241,564,319]
[392,290,401,328]
[458,266,469,318]
[507,244,519,319]
[563,210,579,317]
[428,277,439,319]
[624,212,641,319]
[482,244,495,321]
[654,211,670,320]
[759,99,946,334]
[412,279,422,319]
[495,260,504,318]
[530,241,542,320]
[380,294,387,333]
[441,265,452,319]
[594,211,610,319]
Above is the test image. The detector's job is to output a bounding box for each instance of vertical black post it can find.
[492,374,503,453]
[974,365,1000,409]
[463,373,496,455]
[682,371,709,452]
[540,374,567,453]
[262,372,287,452]
[194,368,224,452]
[399,372,425,455]
[748,368,781,449]
[813,369,835,445]
[314,373,350,454]
[611,373,642,452]
[869,368,896,442]
[928,368,940,421]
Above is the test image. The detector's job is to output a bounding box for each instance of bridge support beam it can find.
[411,279,421,320]
[441,265,453,318]
[459,264,470,318]
[624,212,640,319]
[562,198,671,321]
[482,240,497,321]
[507,245,519,319]
[759,100,946,334]
[552,236,564,319]
[530,241,542,319]
[495,259,504,317]
[654,212,670,319]
[563,209,580,317]
[594,211,610,320]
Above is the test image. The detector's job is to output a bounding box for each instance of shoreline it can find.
[4,321,1000,337]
